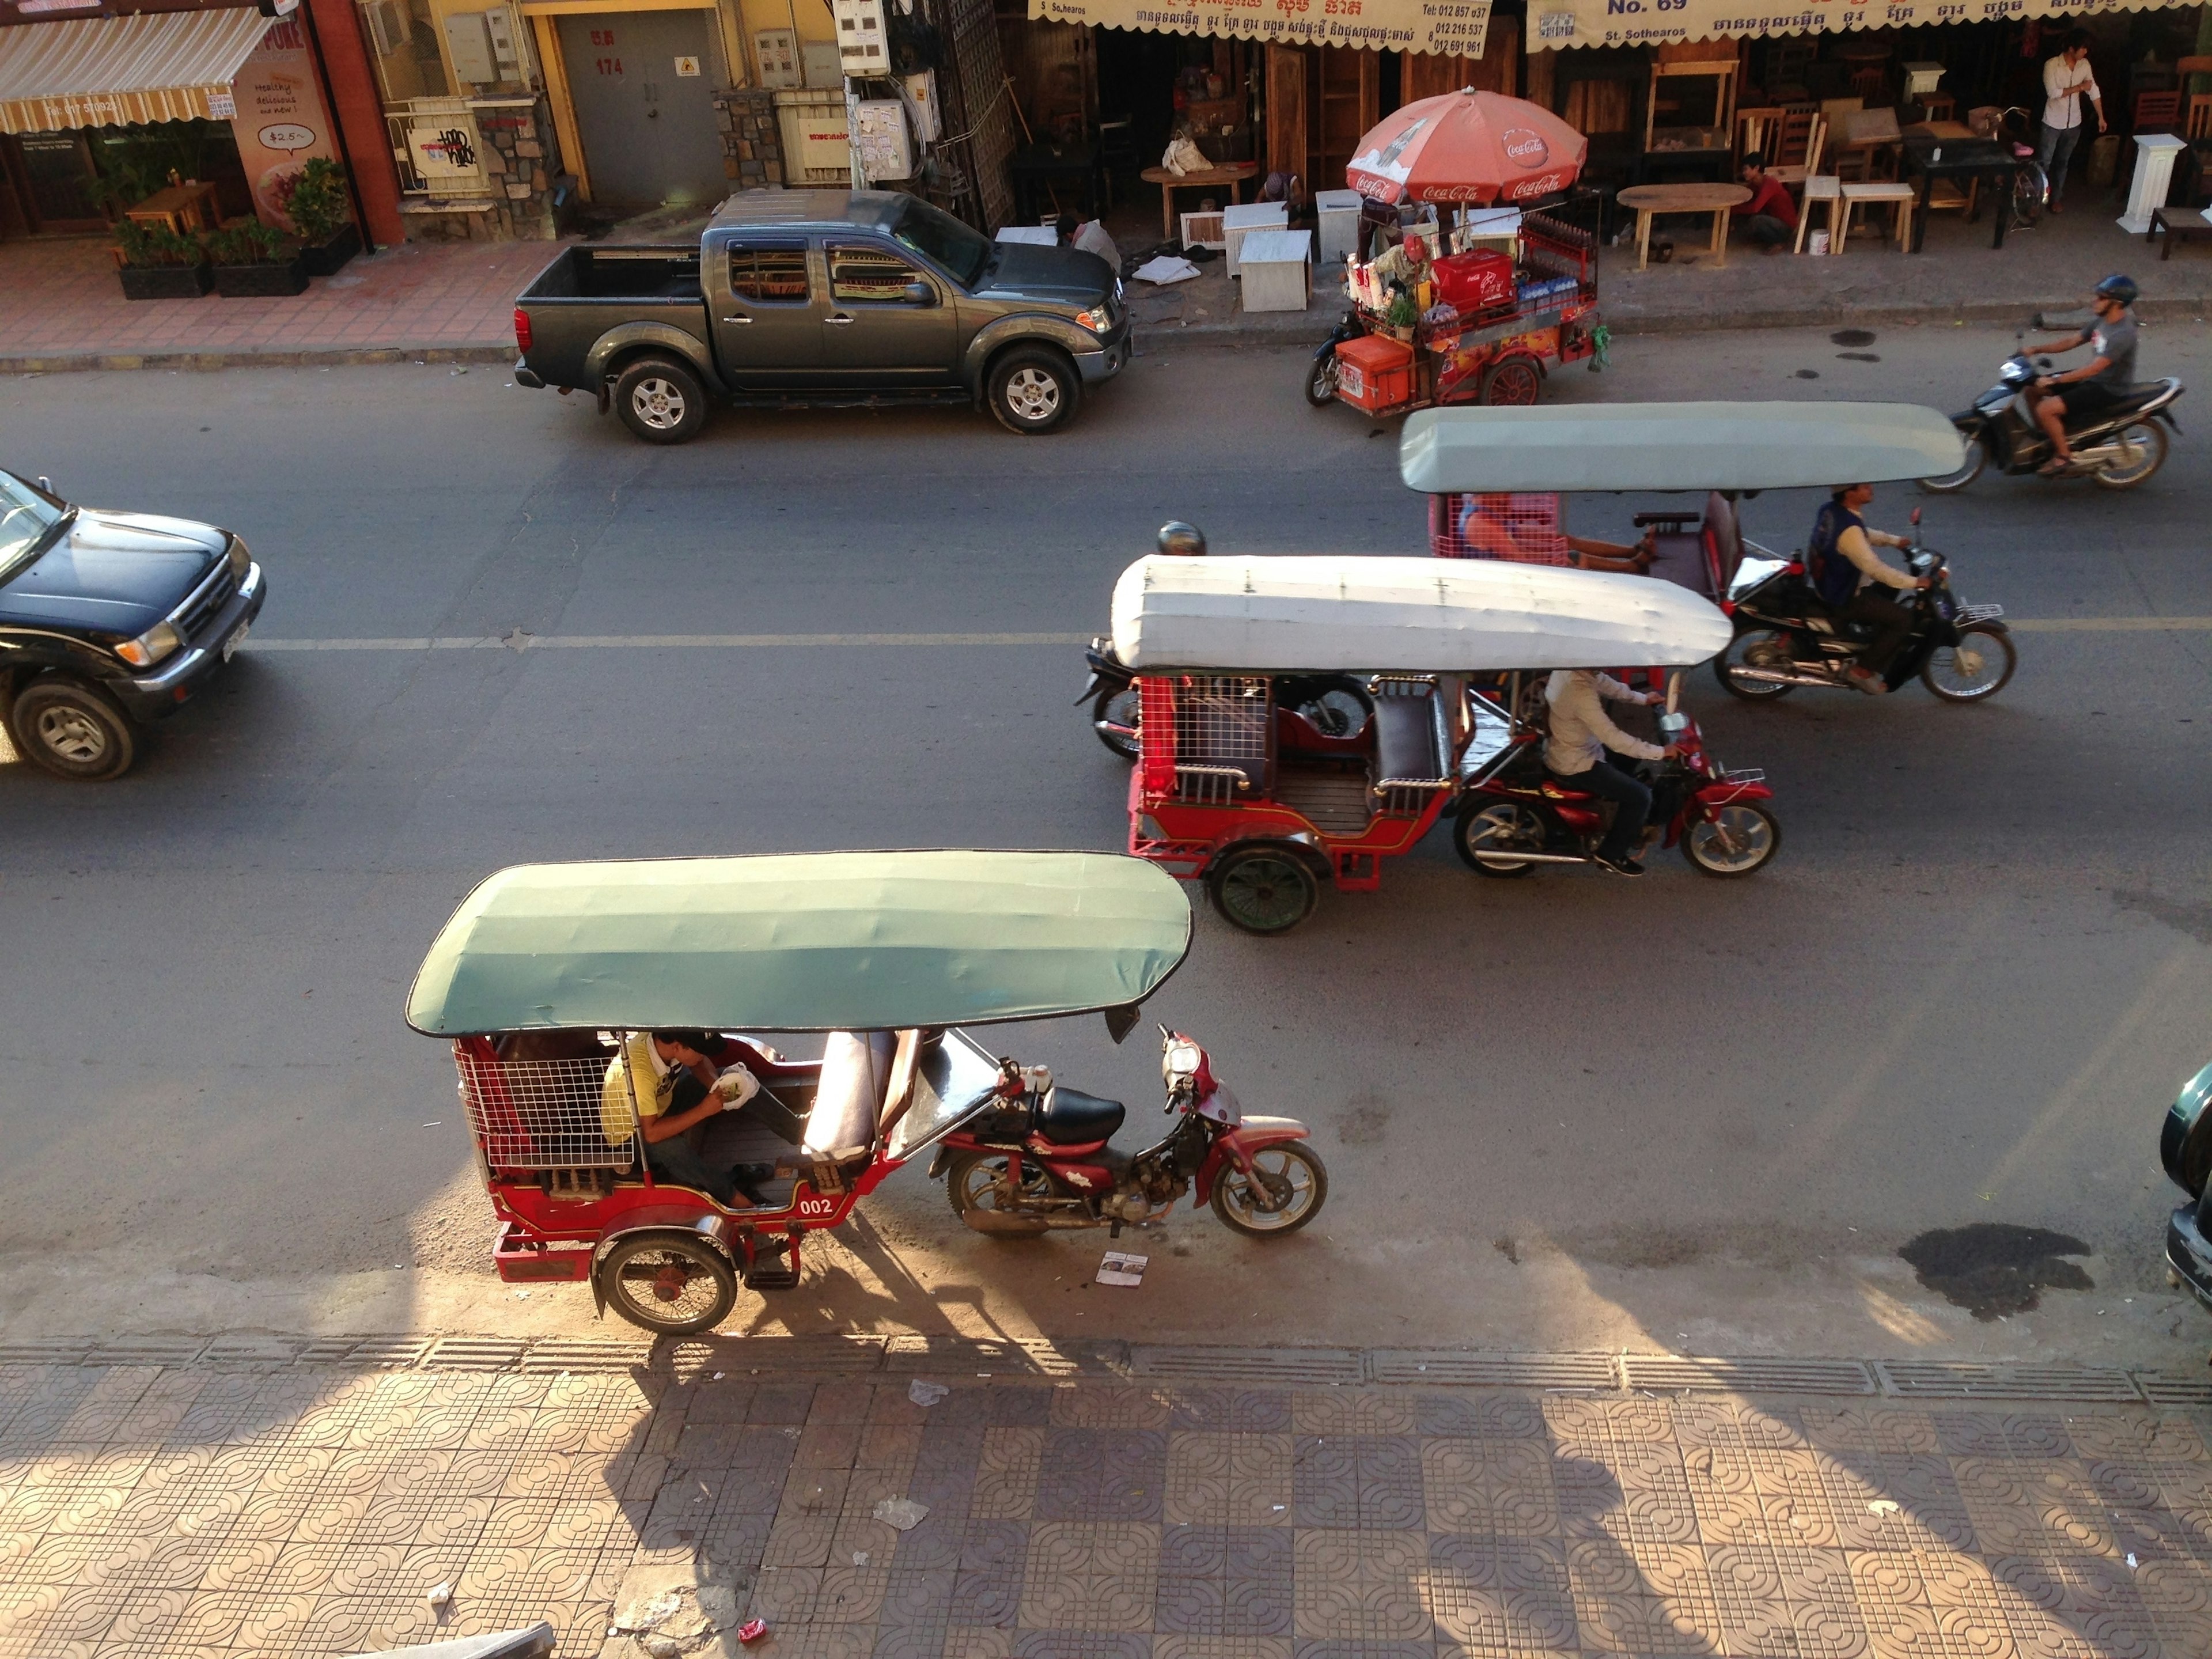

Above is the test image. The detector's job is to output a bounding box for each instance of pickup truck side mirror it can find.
[903,281,935,306]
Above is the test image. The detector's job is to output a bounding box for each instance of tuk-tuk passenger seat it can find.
[802,1030,895,1165]
[1368,679,1446,782]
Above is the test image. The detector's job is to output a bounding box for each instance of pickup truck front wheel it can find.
[613,355,707,444]
[987,347,1079,435]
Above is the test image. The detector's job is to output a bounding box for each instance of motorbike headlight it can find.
[1073,307,1112,335]
[225,535,249,582]
[1161,1040,1199,1087]
[114,620,183,668]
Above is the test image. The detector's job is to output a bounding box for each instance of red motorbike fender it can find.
[1195,1121,1311,1207]
[589,1210,739,1319]
[1694,778,1774,808]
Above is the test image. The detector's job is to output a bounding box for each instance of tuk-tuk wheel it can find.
[596,1233,738,1336]
[1479,357,1543,408]
[1207,845,1319,934]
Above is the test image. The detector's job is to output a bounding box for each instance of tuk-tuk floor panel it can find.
[1272,766,1375,836]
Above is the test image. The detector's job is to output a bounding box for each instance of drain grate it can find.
[1132,1346,1366,1385]
[200,1334,310,1369]
[520,1339,649,1374]
[1369,1351,1620,1389]
[423,1336,529,1372]
[1623,1355,1877,1396]
[883,1335,1114,1377]
[298,1335,429,1368]
[2135,1374,2212,1407]
[0,1338,97,1365]
[1877,1361,2142,1402]
[86,1338,207,1368]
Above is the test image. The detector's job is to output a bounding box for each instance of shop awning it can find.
[0,8,268,135]
[1025,0,1491,60]
[1527,0,2199,51]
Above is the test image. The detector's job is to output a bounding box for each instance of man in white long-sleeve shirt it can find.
[2037,29,2104,212]
[1543,669,1681,877]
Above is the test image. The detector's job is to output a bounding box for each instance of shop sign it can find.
[228,19,338,229]
[1494,0,2191,47]
[1028,0,1490,58]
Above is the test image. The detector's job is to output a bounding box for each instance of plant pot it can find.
[213,253,310,297]
[118,263,213,300]
[298,221,361,277]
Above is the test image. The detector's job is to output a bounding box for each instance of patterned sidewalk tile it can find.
[0,1366,2207,1658]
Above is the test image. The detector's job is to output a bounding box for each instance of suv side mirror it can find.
[903,281,935,306]
[35,476,52,493]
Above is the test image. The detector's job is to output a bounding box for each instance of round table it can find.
[1615,183,1753,271]
[1141,163,1260,241]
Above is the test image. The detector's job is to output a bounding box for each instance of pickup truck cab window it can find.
[0,471,66,581]
[729,243,810,304]
[888,196,991,289]
[828,243,931,305]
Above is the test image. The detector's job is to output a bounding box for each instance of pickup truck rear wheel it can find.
[613,355,707,444]
[987,347,1079,435]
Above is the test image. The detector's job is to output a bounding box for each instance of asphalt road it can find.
[2,321,2208,1370]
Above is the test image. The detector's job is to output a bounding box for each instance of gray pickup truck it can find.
[513,188,1132,442]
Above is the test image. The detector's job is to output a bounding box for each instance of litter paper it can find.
[874,1497,930,1530]
[1133,256,1200,285]
[908,1378,950,1406]
[1097,1251,1149,1287]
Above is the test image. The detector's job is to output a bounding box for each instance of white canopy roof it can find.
[0,9,268,135]
[1398,402,1968,495]
[1110,555,1734,673]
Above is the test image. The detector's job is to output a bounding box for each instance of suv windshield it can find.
[0,472,65,582]
[890,197,991,289]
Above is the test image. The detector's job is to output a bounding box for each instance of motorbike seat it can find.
[1539,778,1595,802]
[2107,378,2177,412]
[1035,1086,1125,1145]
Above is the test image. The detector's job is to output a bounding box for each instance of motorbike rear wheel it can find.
[1211,1143,1328,1237]
[1305,347,1340,408]
[1092,684,1141,759]
[1715,630,1799,700]
[1921,623,2016,702]
[2010,161,2048,228]
[1681,802,1781,878]
[944,1152,1055,1224]
[2091,420,2167,490]
[596,1234,737,1335]
[1454,801,1546,877]
[1917,430,1987,494]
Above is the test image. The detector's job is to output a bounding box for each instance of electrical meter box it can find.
[754,26,801,88]
[801,39,843,88]
[852,97,911,180]
[897,69,938,141]
[832,0,891,75]
[443,10,498,85]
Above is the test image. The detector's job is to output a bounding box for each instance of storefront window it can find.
[89,120,250,219]
[361,0,457,101]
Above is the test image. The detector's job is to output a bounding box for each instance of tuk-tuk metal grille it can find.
[1430,492,1571,563]
[454,1048,637,1172]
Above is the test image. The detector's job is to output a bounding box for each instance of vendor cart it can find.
[1306,207,1601,413]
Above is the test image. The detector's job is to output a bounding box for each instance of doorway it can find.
[555,9,726,208]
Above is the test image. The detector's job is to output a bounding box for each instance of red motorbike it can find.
[929,1028,1327,1238]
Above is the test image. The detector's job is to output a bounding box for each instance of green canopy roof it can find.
[407,850,1192,1036]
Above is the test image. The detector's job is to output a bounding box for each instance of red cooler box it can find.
[1335,334,1416,413]
[1431,249,1516,316]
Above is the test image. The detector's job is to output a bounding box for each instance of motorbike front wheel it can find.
[1211,1143,1327,1237]
[596,1234,738,1335]
[1715,630,1800,701]
[1305,347,1341,408]
[2010,161,2048,228]
[1918,429,1987,494]
[1681,802,1781,878]
[1454,801,1546,877]
[1921,623,2017,702]
[1092,683,1141,759]
[944,1152,1056,1224]
[2091,420,2168,490]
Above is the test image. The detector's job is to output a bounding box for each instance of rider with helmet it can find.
[1806,483,1929,695]
[2028,274,2139,475]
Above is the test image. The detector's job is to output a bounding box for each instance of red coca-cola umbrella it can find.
[1346,90,1586,206]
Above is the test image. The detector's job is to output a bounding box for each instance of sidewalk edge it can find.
[3,343,517,374]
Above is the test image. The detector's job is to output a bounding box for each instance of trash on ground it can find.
[426,1581,453,1607]
[1097,1251,1149,1287]
[908,1378,950,1407]
[1134,256,1200,285]
[1867,1500,1900,1516]
[738,1618,771,1643]
[874,1497,930,1530]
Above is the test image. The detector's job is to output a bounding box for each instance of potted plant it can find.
[1384,290,1420,343]
[283,157,360,276]
[206,220,309,298]
[112,219,211,300]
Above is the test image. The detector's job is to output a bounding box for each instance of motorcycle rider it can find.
[2028,274,2138,475]
[1543,669,1681,878]
[1807,483,1929,694]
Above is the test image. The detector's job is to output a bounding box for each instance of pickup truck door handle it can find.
[825,313,855,325]
[720,315,753,324]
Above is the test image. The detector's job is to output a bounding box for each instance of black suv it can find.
[0,470,266,781]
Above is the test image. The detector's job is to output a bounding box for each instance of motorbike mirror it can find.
[1665,672,1681,715]
[1910,507,1922,527]
[1103,1003,1140,1044]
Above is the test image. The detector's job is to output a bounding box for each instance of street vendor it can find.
[1456,493,1655,573]
[1367,226,1433,296]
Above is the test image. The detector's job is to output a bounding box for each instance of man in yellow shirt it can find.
[601,1029,762,1204]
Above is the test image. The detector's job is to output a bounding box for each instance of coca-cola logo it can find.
[1502,128,1550,168]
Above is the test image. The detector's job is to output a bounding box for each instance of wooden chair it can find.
[2128,89,2185,173]
[2181,58,2212,145]
[1795,175,1843,252]
[1768,103,1821,171]
[1766,41,1816,101]
[1918,92,1957,124]
[1770,116,1826,188]
[1736,106,1783,165]
[1850,65,1889,105]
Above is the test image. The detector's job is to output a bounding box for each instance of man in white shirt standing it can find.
[1542,669,1681,877]
[2037,28,2105,213]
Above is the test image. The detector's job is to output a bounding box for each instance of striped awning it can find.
[0,9,268,135]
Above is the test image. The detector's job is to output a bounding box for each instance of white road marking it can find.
[243,631,1092,652]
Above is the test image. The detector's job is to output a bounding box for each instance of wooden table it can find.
[1616,182,1752,270]
[1899,135,2020,251]
[2149,204,2212,259]
[124,181,218,237]
[1141,162,1259,241]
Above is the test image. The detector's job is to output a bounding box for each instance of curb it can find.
[9,291,2205,373]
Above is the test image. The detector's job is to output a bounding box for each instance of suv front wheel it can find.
[10,677,138,781]
[987,347,1079,435]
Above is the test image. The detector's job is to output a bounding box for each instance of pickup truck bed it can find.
[516,247,710,391]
